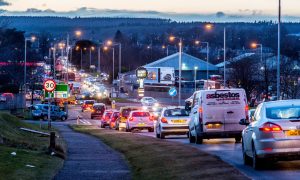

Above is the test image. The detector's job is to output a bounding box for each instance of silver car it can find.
[155,106,190,139]
[140,97,158,106]
[240,100,300,169]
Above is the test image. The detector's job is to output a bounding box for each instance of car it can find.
[155,106,190,139]
[140,97,158,106]
[125,111,154,132]
[240,100,300,169]
[32,104,68,121]
[81,100,95,112]
[248,109,256,120]
[100,110,113,128]
[115,106,141,131]
[188,89,248,144]
[91,103,106,119]
[0,94,6,102]
[109,111,120,129]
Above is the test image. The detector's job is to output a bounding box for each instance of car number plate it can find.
[206,124,222,129]
[286,130,300,136]
[137,123,145,126]
[172,119,186,124]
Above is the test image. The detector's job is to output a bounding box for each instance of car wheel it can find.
[160,131,165,139]
[91,116,94,119]
[235,136,242,143]
[195,132,203,144]
[81,109,84,112]
[242,140,252,165]
[61,116,66,121]
[148,128,154,132]
[189,131,195,143]
[100,123,104,128]
[43,115,48,121]
[252,143,263,170]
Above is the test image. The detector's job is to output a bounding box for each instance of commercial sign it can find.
[160,67,175,85]
[136,67,148,79]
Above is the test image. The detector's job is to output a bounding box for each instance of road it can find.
[63,105,300,180]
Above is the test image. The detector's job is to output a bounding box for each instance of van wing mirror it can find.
[185,102,192,111]
[239,119,250,126]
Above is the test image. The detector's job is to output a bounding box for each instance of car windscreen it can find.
[122,108,139,117]
[164,108,189,117]
[94,105,105,110]
[85,101,94,105]
[266,106,300,119]
[132,112,150,117]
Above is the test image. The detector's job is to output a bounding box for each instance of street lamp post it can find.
[194,66,198,91]
[169,36,183,105]
[277,0,281,100]
[24,36,36,91]
[223,27,226,88]
[195,40,209,89]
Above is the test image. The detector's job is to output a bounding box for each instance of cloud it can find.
[1,7,299,22]
[0,0,10,6]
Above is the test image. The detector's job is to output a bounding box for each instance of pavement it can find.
[54,125,131,180]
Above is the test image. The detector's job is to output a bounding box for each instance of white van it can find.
[188,89,248,144]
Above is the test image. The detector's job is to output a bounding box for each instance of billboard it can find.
[143,67,175,85]
[160,67,175,85]
[144,68,159,84]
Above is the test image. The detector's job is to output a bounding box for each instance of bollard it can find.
[49,132,56,153]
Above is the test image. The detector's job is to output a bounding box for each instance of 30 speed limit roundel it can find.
[43,79,56,92]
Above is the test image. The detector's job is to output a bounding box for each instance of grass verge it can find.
[0,113,65,179]
[110,98,135,103]
[72,125,248,180]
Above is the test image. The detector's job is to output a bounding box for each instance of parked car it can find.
[91,103,106,119]
[240,100,300,169]
[125,111,154,132]
[1,93,14,102]
[81,100,95,112]
[155,106,190,139]
[32,104,68,121]
[100,110,113,128]
[109,111,120,129]
[188,89,248,144]
[140,97,158,106]
[115,106,141,131]
[0,94,6,102]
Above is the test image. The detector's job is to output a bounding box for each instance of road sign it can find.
[169,87,177,97]
[43,79,56,92]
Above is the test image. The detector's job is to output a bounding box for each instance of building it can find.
[144,52,218,81]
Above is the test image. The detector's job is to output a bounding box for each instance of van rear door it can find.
[202,91,225,132]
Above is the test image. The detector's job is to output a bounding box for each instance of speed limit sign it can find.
[43,79,56,92]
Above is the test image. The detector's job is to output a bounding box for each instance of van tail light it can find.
[245,105,249,120]
[129,117,134,121]
[259,122,282,132]
[199,107,203,124]
[161,117,168,124]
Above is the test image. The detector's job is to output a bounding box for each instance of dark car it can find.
[91,103,106,119]
[100,110,113,128]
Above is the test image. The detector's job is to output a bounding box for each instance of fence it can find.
[0,94,26,110]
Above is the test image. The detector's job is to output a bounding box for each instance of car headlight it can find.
[97,93,102,97]
[82,95,85,98]
[142,106,148,110]
[154,103,159,107]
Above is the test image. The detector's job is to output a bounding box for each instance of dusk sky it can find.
[2,0,299,15]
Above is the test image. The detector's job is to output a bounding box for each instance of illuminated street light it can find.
[75,30,82,37]
[205,24,213,31]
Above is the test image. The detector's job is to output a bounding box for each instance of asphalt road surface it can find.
[68,105,300,180]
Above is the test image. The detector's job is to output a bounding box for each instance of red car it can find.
[100,110,113,128]
[81,100,95,112]
[109,111,120,129]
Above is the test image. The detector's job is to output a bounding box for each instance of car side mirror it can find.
[185,102,191,111]
[239,119,250,126]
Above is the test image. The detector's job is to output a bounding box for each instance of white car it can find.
[240,100,300,169]
[140,97,158,106]
[188,89,248,144]
[125,111,154,132]
[155,106,190,139]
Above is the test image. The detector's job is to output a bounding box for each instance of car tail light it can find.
[245,105,249,120]
[149,116,154,121]
[161,117,168,124]
[129,117,134,121]
[259,122,282,132]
